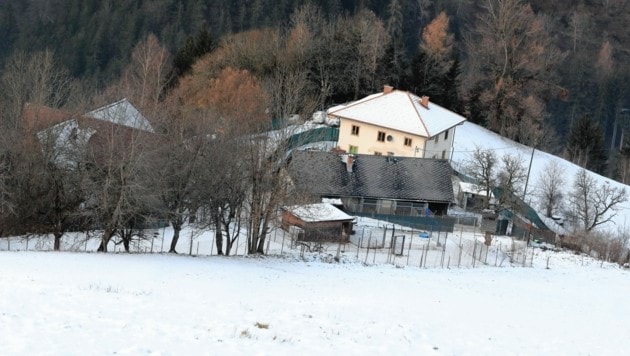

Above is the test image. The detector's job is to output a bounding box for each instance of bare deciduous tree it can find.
[101,34,171,118]
[497,153,526,207]
[80,121,155,252]
[570,169,628,232]
[34,119,87,250]
[193,134,248,256]
[346,9,390,100]
[466,146,498,209]
[0,50,74,131]
[243,134,292,254]
[536,161,565,218]
[0,50,80,243]
[463,0,565,146]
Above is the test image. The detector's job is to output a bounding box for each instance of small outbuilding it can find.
[281,203,354,242]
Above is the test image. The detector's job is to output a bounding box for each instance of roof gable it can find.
[85,98,154,132]
[328,90,466,138]
[289,151,455,203]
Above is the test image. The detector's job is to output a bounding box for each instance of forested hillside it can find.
[1,1,629,155]
[1,0,630,248]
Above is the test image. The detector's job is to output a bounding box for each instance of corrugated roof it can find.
[328,90,466,138]
[289,151,455,203]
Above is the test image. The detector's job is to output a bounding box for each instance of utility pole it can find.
[522,145,535,201]
[620,109,630,151]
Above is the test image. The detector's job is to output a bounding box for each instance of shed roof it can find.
[327,89,466,138]
[289,151,455,203]
[283,203,354,223]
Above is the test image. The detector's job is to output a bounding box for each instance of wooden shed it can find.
[281,203,354,242]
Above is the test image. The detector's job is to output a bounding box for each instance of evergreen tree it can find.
[566,115,607,173]
[380,0,407,87]
[0,2,18,64]
[171,27,215,79]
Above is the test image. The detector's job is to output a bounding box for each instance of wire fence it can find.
[0,224,535,269]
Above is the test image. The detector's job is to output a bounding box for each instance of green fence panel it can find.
[352,212,456,232]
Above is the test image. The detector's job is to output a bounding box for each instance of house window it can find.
[387,152,394,156]
[444,129,449,140]
[442,150,447,159]
[435,134,439,143]
[404,137,412,147]
[349,145,359,154]
[374,151,382,156]
[351,125,360,135]
[377,131,386,142]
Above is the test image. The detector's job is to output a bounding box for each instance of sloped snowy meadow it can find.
[1,249,628,355]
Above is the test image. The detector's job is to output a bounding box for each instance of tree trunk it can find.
[53,231,62,251]
[224,221,236,256]
[123,237,130,252]
[224,233,232,256]
[256,235,266,254]
[97,228,114,252]
[249,217,260,254]
[169,223,181,253]
[214,227,223,255]
[214,210,223,255]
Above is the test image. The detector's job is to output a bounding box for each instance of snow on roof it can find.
[283,203,354,223]
[322,197,343,205]
[459,182,495,198]
[328,90,466,138]
[85,99,154,132]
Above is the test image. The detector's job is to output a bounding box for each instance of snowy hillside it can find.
[452,121,630,233]
[0,250,628,355]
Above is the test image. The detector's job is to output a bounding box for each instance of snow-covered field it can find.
[1,247,628,355]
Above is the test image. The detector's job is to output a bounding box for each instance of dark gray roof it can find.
[289,151,454,203]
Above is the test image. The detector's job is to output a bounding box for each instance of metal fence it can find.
[0,224,535,269]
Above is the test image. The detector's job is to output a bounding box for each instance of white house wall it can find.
[423,127,456,160]
[337,118,427,157]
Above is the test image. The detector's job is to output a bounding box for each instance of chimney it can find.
[346,155,354,172]
[420,96,430,109]
[383,85,394,94]
[341,154,354,172]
